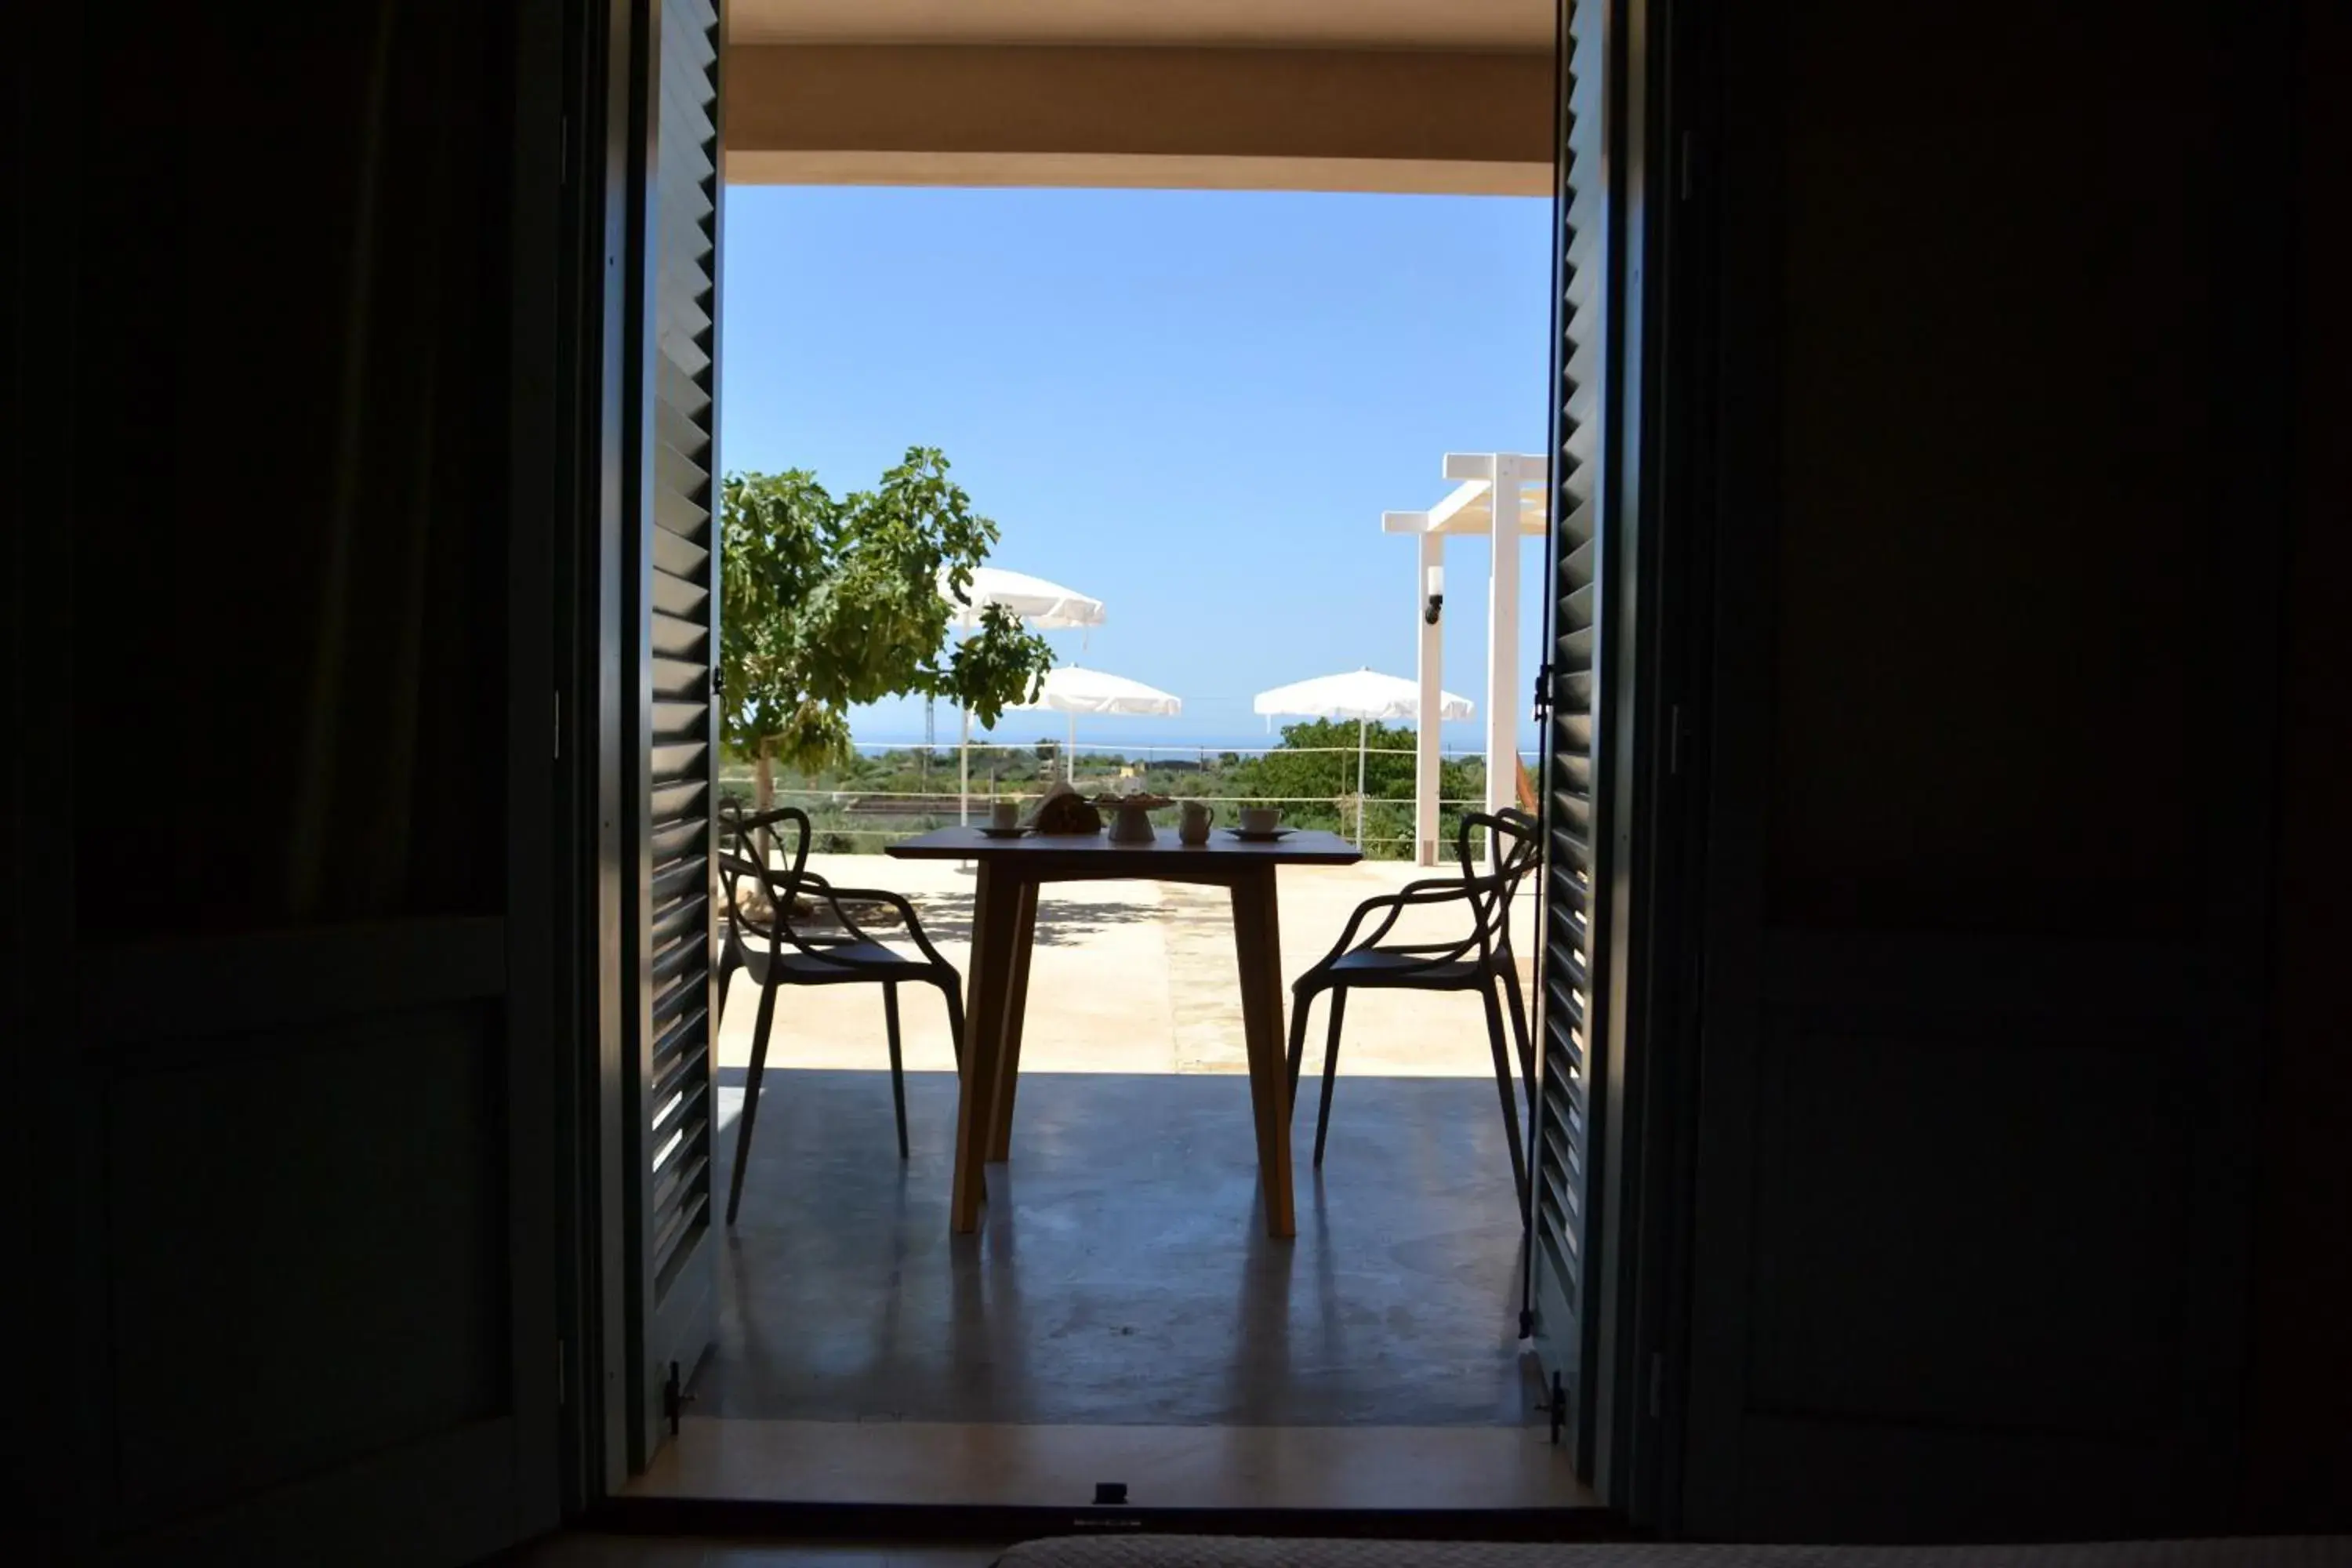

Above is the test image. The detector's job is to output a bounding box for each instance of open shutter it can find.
[1524,0,1609,1473]
[626,0,724,1468]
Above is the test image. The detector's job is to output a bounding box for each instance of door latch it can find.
[662,1359,695,1436]
[1538,1369,1569,1446]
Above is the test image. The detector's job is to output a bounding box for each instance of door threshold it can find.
[620,1417,1599,1515]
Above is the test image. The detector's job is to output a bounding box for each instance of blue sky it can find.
[719,186,1552,752]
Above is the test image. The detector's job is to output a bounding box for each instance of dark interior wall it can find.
[1686,0,2339,1537]
[9,5,554,1559]
[2241,0,2352,1526]
[71,5,512,933]
[1766,5,2212,939]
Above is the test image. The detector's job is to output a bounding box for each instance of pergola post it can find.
[1484,455,1522,816]
[1387,452,1542,862]
[1417,532,1444,866]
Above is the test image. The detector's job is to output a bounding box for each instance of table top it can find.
[887,825,1363,866]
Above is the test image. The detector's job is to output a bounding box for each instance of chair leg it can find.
[726,980,780,1225]
[1500,960,1534,1093]
[715,942,741,1029]
[1481,980,1532,1210]
[1286,991,1312,1110]
[883,982,909,1161]
[1313,986,1348,1168]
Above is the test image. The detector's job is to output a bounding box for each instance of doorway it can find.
[575,0,1643,1527]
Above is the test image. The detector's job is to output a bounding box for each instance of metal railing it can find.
[720,739,1540,858]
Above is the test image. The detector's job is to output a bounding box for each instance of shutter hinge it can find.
[553,690,563,760]
[1533,661,1554,720]
[1541,1369,1569,1446]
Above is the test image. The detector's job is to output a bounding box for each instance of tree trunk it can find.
[754,735,775,870]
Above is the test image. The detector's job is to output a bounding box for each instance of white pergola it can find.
[1382,452,1548,866]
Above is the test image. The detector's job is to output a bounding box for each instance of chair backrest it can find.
[1456,808,1541,958]
[715,799,813,939]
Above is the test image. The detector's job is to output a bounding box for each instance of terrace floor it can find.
[665,855,1571,1509]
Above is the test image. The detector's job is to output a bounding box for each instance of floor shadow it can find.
[698,1068,1536,1428]
[890,889,1164,949]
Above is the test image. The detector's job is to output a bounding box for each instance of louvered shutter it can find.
[627,0,724,1465]
[1524,0,1607,1472]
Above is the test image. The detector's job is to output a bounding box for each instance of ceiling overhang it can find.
[721,3,1554,195]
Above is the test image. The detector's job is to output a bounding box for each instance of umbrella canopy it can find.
[1253,667,1472,848]
[1007,666,1181,787]
[942,569,1108,822]
[942,567,1106,631]
[1253,666,1474,724]
[1011,664,1181,717]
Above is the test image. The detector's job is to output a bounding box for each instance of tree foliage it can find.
[1222,720,1487,856]
[720,448,1054,777]
[1225,719,1417,802]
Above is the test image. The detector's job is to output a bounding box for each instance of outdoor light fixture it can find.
[1423,564,1444,625]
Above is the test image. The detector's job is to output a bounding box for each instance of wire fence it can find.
[720,739,1542,859]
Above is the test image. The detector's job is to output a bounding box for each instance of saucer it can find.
[975,825,1032,839]
[1223,826,1295,842]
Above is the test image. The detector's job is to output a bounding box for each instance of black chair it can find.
[715,802,964,1223]
[1285,808,1541,1207]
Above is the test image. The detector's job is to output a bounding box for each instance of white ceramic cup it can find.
[989,800,1021,830]
[1239,806,1281,835]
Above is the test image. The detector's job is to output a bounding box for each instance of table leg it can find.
[986,878,1040,1162]
[1230,866,1295,1239]
[952,862,1018,1232]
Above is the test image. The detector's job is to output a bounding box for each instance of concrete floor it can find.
[699,857,1545,1432]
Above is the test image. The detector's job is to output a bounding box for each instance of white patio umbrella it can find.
[1008,664,1182,788]
[942,566,1106,632]
[938,568,1108,821]
[1253,666,1475,848]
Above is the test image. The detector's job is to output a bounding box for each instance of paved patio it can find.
[715,852,1537,1079]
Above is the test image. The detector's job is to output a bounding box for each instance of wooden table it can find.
[887,825,1362,1237]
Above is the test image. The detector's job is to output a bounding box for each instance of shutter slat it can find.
[652,815,704,862]
[656,438,710,510]
[655,481,711,546]
[650,611,706,660]
[651,740,706,782]
[650,776,706,824]
[659,354,712,429]
[660,0,717,74]
[652,569,708,622]
[652,699,706,742]
[651,656,705,701]
[656,397,710,474]
[651,522,709,580]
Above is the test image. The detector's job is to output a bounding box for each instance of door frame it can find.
[1577,0,1717,1533]
[545,0,1718,1526]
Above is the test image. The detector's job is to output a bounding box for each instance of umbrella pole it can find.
[1356,717,1367,849]
[1067,712,1076,787]
[960,709,971,826]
